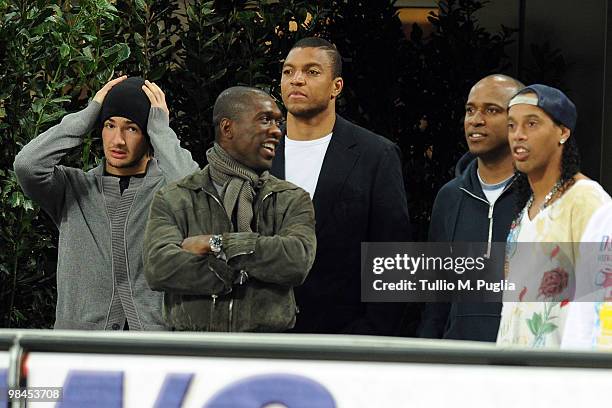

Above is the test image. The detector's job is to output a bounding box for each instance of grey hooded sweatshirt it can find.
[13,101,199,330]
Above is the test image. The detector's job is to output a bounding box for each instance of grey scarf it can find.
[207,143,269,232]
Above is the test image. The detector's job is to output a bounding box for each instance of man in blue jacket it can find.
[419,74,524,341]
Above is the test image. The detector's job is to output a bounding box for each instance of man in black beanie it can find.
[14,76,199,330]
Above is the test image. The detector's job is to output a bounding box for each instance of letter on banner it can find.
[154,373,194,408]
[0,369,7,406]
[56,371,123,408]
[204,374,336,408]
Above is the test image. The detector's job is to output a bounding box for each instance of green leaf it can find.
[98,0,118,13]
[526,318,537,336]
[134,32,145,48]
[203,32,223,48]
[527,312,544,336]
[102,43,122,58]
[12,309,26,321]
[59,43,70,59]
[82,46,94,60]
[31,99,45,113]
[116,43,130,63]
[134,0,147,12]
[22,199,34,212]
[51,96,71,104]
[531,312,542,328]
[151,44,173,57]
[208,68,227,82]
[71,55,92,63]
[540,323,558,335]
[9,191,22,208]
[186,6,196,22]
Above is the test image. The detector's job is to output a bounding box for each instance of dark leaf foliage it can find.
[1,0,559,328]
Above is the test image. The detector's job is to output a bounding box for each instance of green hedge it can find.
[0,0,513,328]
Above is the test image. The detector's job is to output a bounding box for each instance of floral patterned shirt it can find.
[497,179,612,349]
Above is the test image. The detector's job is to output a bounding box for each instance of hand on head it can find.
[93,75,127,105]
[141,80,170,115]
[94,76,169,115]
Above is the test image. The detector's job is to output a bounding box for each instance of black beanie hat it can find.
[99,77,150,135]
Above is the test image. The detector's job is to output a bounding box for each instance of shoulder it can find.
[582,201,612,242]
[335,115,397,152]
[267,175,311,199]
[566,179,611,211]
[158,169,204,196]
[64,164,96,183]
[561,179,612,240]
[156,179,182,197]
[436,176,463,201]
[265,176,313,214]
[267,174,298,189]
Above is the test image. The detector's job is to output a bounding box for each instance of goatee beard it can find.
[287,103,328,119]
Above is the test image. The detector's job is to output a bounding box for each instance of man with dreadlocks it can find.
[143,86,316,332]
[497,84,612,349]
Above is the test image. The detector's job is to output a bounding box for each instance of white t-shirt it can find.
[497,179,612,350]
[477,169,513,205]
[284,133,332,199]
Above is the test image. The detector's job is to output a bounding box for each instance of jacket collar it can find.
[271,114,357,179]
[457,154,482,195]
[272,114,359,233]
[457,153,516,199]
[178,166,298,197]
[92,158,162,177]
[92,158,163,190]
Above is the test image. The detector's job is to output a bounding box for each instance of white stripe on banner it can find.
[24,352,612,408]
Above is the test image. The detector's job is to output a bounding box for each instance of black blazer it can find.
[271,115,412,335]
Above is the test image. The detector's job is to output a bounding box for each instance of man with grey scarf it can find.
[143,86,317,332]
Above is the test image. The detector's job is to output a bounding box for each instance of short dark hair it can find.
[212,86,269,141]
[290,37,342,78]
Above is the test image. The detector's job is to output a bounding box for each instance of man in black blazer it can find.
[271,37,412,335]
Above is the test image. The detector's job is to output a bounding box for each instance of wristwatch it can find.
[209,234,223,255]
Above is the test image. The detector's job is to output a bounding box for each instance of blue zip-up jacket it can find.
[419,152,517,341]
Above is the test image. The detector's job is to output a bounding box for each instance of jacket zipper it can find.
[228,298,233,332]
[203,187,277,331]
[203,187,255,260]
[254,191,274,231]
[202,189,226,216]
[209,294,218,331]
[230,191,273,330]
[200,189,229,332]
[202,188,274,331]
[460,179,514,258]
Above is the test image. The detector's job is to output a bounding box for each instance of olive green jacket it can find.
[143,166,316,332]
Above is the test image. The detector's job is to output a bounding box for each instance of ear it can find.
[559,126,571,145]
[331,77,343,99]
[219,118,233,140]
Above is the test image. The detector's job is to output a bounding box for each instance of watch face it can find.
[210,235,222,252]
